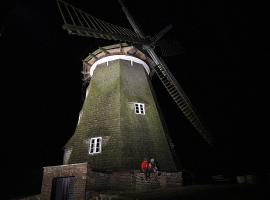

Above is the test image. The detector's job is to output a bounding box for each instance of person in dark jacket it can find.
[149,158,159,174]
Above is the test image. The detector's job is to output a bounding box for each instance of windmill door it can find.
[51,176,75,200]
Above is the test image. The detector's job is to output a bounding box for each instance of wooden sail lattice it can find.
[56,0,213,145]
[153,59,212,144]
[56,0,147,43]
[158,39,185,57]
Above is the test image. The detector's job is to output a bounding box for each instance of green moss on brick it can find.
[65,53,177,172]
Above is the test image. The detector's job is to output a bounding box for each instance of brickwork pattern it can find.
[120,60,176,171]
[86,169,182,192]
[66,60,122,170]
[65,58,177,171]
[41,163,182,199]
[40,163,87,200]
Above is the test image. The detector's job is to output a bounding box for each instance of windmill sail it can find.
[154,58,213,144]
[118,0,213,145]
[142,46,213,145]
[158,38,185,57]
[56,0,147,44]
[56,0,213,145]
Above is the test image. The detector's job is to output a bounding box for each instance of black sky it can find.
[0,0,267,199]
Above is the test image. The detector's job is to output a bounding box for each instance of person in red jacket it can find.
[141,158,150,180]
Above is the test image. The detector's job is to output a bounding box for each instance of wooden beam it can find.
[98,47,110,55]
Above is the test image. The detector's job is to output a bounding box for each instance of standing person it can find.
[141,158,150,180]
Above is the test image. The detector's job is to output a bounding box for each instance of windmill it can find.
[56,0,213,145]
[40,1,213,199]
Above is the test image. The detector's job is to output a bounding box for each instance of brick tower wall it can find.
[65,57,177,171]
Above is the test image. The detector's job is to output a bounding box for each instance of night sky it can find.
[0,0,267,199]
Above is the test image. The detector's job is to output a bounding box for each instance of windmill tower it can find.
[64,43,177,172]
[41,1,213,199]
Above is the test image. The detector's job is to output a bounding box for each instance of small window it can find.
[134,103,145,115]
[89,137,102,155]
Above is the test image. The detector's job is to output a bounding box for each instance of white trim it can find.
[43,162,87,168]
[85,88,89,99]
[77,111,83,125]
[134,102,145,115]
[89,137,102,155]
[89,55,150,77]
[63,148,72,164]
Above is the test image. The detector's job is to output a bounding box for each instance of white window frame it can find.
[89,137,102,155]
[134,103,145,115]
[85,89,89,99]
[77,111,83,125]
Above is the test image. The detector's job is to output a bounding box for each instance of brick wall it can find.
[86,168,182,193]
[65,58,177,172]
[40,163,182,199]
[134,171,183,190]
[66,60,122,170]
[40,163,87,200]
[120,60,177,171]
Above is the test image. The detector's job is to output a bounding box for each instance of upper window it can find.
[134,103,145,115]
[89,137,102,155]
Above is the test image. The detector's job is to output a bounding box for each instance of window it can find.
[134,103,145,115]
[89,137,102,155]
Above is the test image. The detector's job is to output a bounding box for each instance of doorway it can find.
[51,176,75,200]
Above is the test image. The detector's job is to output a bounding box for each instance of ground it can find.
[11,183,270,200]
[118,184,270,200]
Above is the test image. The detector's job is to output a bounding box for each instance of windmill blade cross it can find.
[150,24,173,46]
[56,0,148,44]
[118,0,213,145]
[155,58,213,145]
[144,46,213,145]
[158,38,185,57]
[56,0,214,145]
